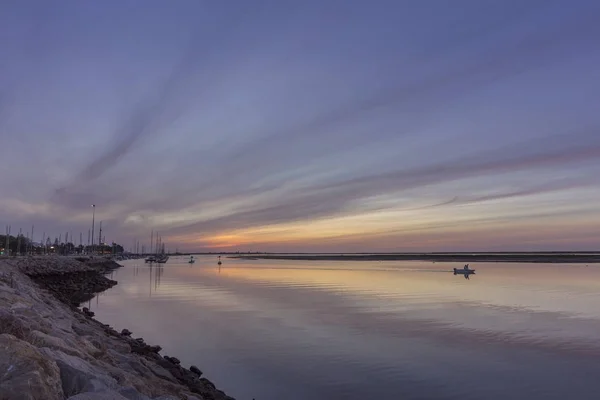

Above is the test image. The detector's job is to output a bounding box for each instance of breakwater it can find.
[0,256,234,400]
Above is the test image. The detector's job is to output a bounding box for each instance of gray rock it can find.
[66,390,130,400]
[0,309,32,339]
[0,333,64,400]
[139,357,177,382]
[40,348,118,397]
[125,358,154,379]
[29,330,86,358]
[165,356,180,365]
[78,335,106,358]
[152,396,180,400]
[118,386,151,400]
[108,337,132,354]
[58,362,112,396]
[72,321,98,336]
[182,394,204,400]
[189,365,202,377]
[107,348,131,365]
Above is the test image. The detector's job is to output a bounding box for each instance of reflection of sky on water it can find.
[90,257,600,400]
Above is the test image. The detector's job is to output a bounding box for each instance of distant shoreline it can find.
[227,253,600,263]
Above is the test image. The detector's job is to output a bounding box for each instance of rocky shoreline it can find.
[0,256,235,400]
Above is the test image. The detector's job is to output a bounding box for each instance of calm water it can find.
[89,257,600,400]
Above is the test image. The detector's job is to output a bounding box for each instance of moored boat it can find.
[156,255,169,264]
[453,264,475,274]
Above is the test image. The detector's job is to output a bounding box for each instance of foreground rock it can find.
[0,333,63,400]
[0,257,235,400]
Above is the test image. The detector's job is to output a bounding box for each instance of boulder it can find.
[124,358,154,379]
[140,358,177,383]
[29,330,86,358]
[66,390,130,400]
[78,336,107,358]
[0,310,32,340]
[199,378,216,391]
[118,386,152,400]
[189,366,202,377]
[39,348,118,397]
[149,345,162,353]
[182,394,205,400]
[164,356,180,365]
[72,322,98,336]
[107,338,131,354]
[0,333,64,400]
[82,308,95,318]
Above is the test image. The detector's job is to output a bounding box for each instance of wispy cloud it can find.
[1,1,600,250]
[162,129,600,237]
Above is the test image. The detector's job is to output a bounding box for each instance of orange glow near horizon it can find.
[168,193,600,251]
[11,183,600,252]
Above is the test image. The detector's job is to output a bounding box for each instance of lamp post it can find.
[91,204,96,255]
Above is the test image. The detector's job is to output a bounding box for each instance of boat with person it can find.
[188,256,195,264]
[453,264,475,275]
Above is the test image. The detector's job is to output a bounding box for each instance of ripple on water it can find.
[88,260,600,400]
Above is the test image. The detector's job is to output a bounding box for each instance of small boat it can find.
[156,255,169,264]
[188,256,195,264]
[145,256,156,263]
[217,255,222,265]
[453,264,475,275]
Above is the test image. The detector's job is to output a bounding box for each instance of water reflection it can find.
[89,258,600,400]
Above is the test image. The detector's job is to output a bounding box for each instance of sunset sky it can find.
[1,0,600,252]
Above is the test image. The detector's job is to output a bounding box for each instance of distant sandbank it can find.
[228,252,600,263]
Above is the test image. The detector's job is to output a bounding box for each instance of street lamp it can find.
[91,204,96,255]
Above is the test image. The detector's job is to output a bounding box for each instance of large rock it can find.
[0,310,32,340]
[182,394,204,400]
[66,390,130,400]
[0,333,64,400]
[39,348,118,397]
[78,335,107,358]
[29,330,86,358]
[139,357,177,383]
[118,386,152,400]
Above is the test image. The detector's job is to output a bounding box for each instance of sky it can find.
[1,0,600,252]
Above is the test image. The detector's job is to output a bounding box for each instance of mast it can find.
[4,226,10,256]
[91,204,95,255]
[99,221,104,254]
